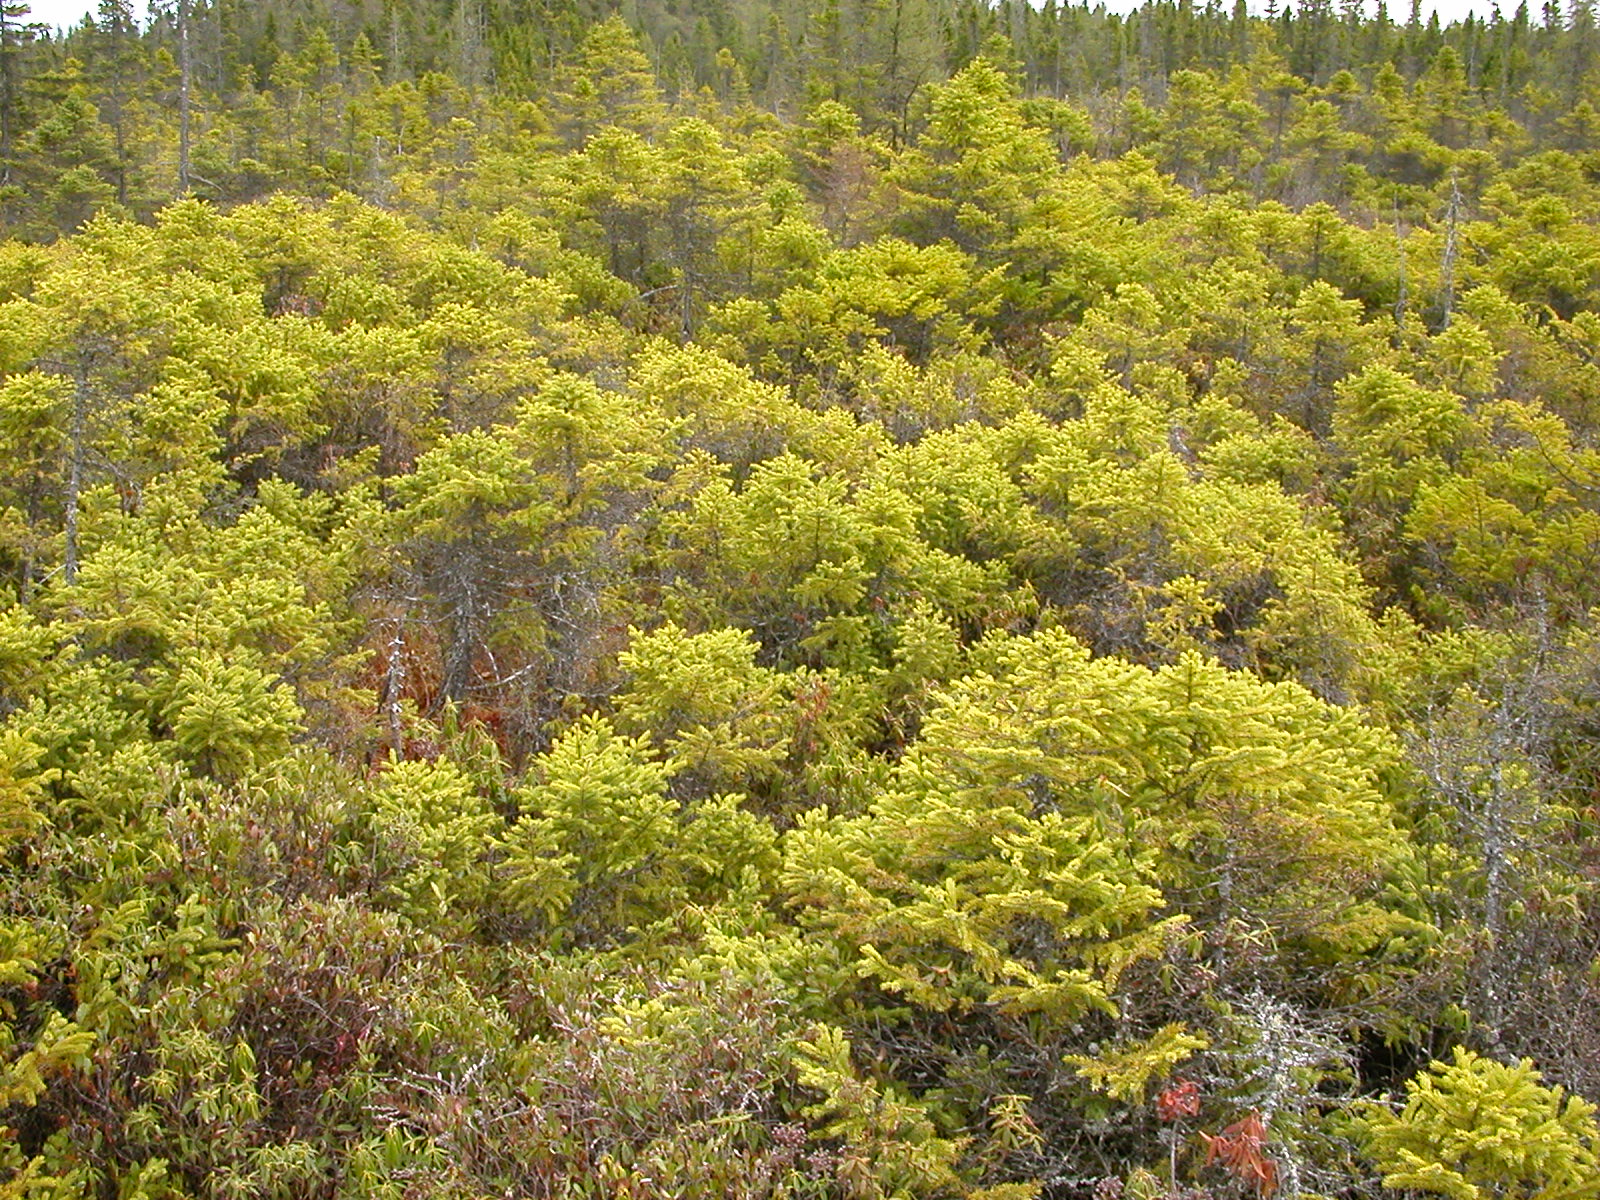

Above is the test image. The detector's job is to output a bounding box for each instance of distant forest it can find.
[3,0,1600,227]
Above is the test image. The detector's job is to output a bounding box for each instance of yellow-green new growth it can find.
[1361,1047,1600,1200]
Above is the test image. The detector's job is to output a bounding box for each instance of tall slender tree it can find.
[0,0,40,187]
[92,0,138,204]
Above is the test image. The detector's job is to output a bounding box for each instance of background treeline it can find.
[5,0,1600,227]
[3,0,1600,1198]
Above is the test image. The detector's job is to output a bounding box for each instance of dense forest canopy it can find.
[1,0,1600,1196]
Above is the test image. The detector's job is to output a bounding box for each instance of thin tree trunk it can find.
[1393,196,1409,328]
[64,370,89,587]
[1439,172,1462,329]
[439,574,480,708]
[0,4,17,187]
[386,622,406,757]
[178,0,192,195]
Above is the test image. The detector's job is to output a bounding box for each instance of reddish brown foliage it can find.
[1201,1112,1277,1197]
[1156,1080,1201,1122]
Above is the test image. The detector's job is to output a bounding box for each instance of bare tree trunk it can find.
[1479,760,1507,1049]
[439,573,480,708]
[1393,195,1409,328]
[388,3,404,83]
[385,622,406,757]
[178,0,192,195]
[1439,171,1462,329]
[64,369,89,587]
[0,2,20,187]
